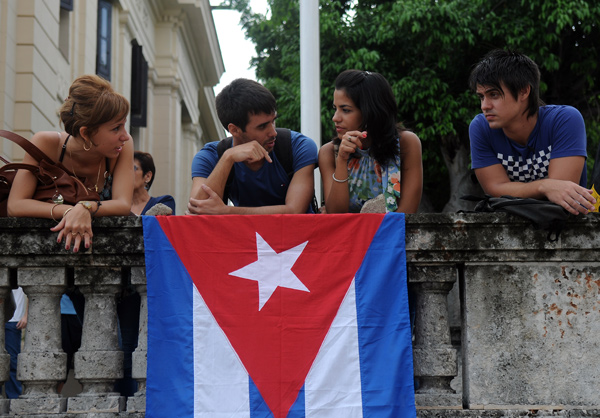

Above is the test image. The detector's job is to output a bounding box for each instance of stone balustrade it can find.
[0,213,598,417]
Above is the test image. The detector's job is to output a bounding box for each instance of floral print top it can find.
[346,139,402,213]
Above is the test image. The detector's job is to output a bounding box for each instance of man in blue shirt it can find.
[468,49,595,215]
[188,79,318,214]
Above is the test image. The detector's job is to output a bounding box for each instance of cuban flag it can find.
[143,213,415,418]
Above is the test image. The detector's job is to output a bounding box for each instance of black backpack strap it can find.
[273,128,293,181]
[216,137,233,158]
[273,128,318,212]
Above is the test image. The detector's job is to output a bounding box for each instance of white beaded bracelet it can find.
[332,172,349,183]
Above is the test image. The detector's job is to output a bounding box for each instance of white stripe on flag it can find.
[305,279,363,417]
[193,284,250,417]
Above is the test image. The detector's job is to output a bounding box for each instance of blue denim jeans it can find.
[4,322,22,399]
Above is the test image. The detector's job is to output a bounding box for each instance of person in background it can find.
[114,151,175,397]
[130,151,175,216]
[59,288,84,394]
[319,69,423,213]
[468,49,595,215]
[7,74,134,251]
[4,287,28,399]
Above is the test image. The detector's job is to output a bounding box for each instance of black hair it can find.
[468,49,544,118]
[134,151,156,190]
[216,78,277,132]
[334,70,400,166]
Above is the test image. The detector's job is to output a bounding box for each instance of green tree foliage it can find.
[230,0,600,211]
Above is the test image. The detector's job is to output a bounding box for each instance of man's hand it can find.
[187,184,230,215]
[539,179,596,215]
[227,141,272,164]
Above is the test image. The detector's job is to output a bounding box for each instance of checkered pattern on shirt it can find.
[497,145,552,182]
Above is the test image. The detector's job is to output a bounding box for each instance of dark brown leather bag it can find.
[0,129,100,217]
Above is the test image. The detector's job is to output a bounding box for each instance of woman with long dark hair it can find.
[319,70,423,213]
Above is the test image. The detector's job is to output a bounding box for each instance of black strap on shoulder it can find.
[216,136,233,159]
[215,128,294,203]
[272,128,293,179]
[59,135,71,162]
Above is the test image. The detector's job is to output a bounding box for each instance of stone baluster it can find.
[409,263,461,407]
[11,267,67,415]
[0,268,12,414]
[127,266,147,413]
[67,267,124,414]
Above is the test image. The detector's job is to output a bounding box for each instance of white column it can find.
[300,0,322,205]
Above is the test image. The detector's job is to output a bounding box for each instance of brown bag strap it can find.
[0,130,55,165]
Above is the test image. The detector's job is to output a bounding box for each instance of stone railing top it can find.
[406,212,599,262]
[0,213,598,267]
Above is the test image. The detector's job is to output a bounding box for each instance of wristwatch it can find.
[78,201,94,212]
[78,200,101,216]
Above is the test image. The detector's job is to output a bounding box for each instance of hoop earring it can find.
[83,140,91,151]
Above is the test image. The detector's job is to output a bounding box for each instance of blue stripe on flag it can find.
[286,385,305,418]
[249,378,306,418]
[144,216,195,417]
[354,212,416,417]
[249,376,274,418]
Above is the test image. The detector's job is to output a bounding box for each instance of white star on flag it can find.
[229,232,310,310]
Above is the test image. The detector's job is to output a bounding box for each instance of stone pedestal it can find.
[12,267,66,415]
[128,266,147,413]
[70,267,124,413]
[409,264,461,407]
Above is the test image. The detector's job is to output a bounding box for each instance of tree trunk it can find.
[441,135,483,213]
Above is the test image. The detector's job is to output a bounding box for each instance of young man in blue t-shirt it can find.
[188,79,318,214]
[468,49,596,215]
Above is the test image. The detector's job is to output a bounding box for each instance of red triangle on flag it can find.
[157,214,383,418]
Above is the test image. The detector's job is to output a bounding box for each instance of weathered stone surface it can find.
[9,396,67,414]
[417,410,600,417]
[415,393,461,407]
[66,394,125,413]
[0,399,8,415]
[413,347,458,376]
[74,351,124,380]
[463,263,600,407]
[126,393,146,413]
[18,351,67,381]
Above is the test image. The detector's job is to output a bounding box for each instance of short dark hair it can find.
[215,78,277,132]
[469,49,544,118]
[134,151,156,189]
[335,70,399,166]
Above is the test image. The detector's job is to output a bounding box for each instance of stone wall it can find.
[406,212,600,417]
[0,213,598,417]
